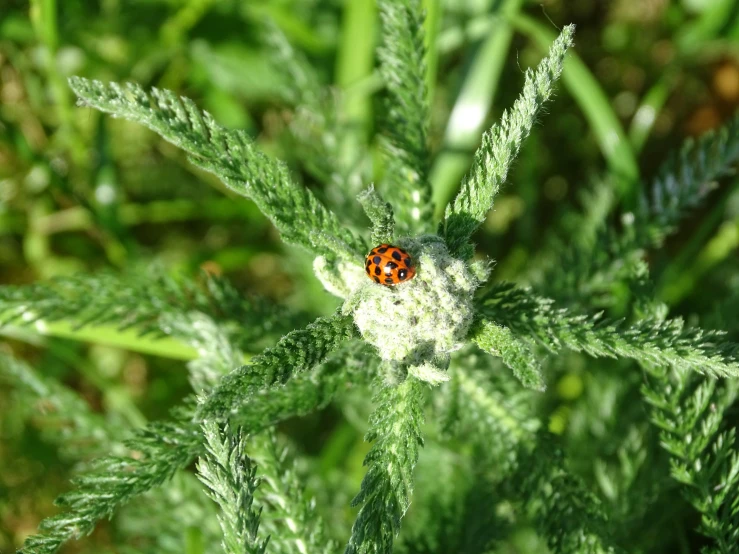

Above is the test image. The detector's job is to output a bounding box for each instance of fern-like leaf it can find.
[449,361,539,471]
[0,270,301,350]
[451,363,617,551]
[117,471,223,554]
[643,364,739,553]
[638,112,739,245]
[476,282,739,378]
[471,320,546,390]
[441,24,574,256]
[162,311,245,392]
[377,0,433,233]
[358,185,396,245]
[197,421,269,554]
[345,378,426,554]
[263,21,364,206]
[516,436,619,554]
[198,311,358,420]
[250,432,336,554]
[535,113,739,305]
[20,409,203,554]
[19,329,361,554]
[68,77,366,259]
[0,352,122,460]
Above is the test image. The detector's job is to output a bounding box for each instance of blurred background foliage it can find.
[1,0,738,551]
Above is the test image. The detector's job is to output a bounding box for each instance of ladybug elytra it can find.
[365,244,416,286]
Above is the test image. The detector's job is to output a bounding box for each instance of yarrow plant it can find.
[3,1,739,553]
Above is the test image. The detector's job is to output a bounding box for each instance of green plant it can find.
[3,2,739,553]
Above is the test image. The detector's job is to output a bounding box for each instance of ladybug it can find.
[365,244,416,286]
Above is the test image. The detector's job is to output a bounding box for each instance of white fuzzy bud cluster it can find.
[313,256,367,299]
[315,235,488,385]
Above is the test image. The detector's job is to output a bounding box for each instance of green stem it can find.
[1,320,198,360]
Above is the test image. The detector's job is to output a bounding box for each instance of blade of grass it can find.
[657,181,739,305]
[676,0,738,55]
[658,216,739,306]
[160,0,216,47]
[336,0,376,147]
[629,72,676,153]
[423,0,442,107]
[430,0,524,219]
[22,198,264,235]
[512,15,640,199]
[246,3,333,54]
[29,0,86,164]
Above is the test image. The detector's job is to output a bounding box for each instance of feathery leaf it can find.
[377,0,433,233]
[516,436,619,554]
[471,320,546,390]
[535,112,739,305]
[450,362,618,551]
[197,422,269,554]
[441,24,574,256]
[476,282,739,378]
[20,409,203,554]
[643,364,739,553]
[358,185,396,246]
[0,352,122,460]
[198,311,358,420]
[19,324,361,553]
[68,77,366,259]
[250,432,336,554]
[638,112,739,245]
[346,378,426,554]
[0,270,300,350]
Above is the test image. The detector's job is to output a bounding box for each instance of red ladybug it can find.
[365,244,416,286]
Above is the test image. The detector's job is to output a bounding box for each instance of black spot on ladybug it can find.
[391,250,402,261]
[378,247,388,253]
[374,276,380,283]
[384,277,394,284]
[373,256,381,264]
[398,269,407,280]
[365,266,370,274]
[374,266,381,276]
[386,261,398,269]
[404,257,412,267]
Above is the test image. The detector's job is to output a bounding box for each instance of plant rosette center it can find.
[324,235,488,384]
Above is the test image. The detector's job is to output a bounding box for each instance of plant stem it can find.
[1,319,198,360]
